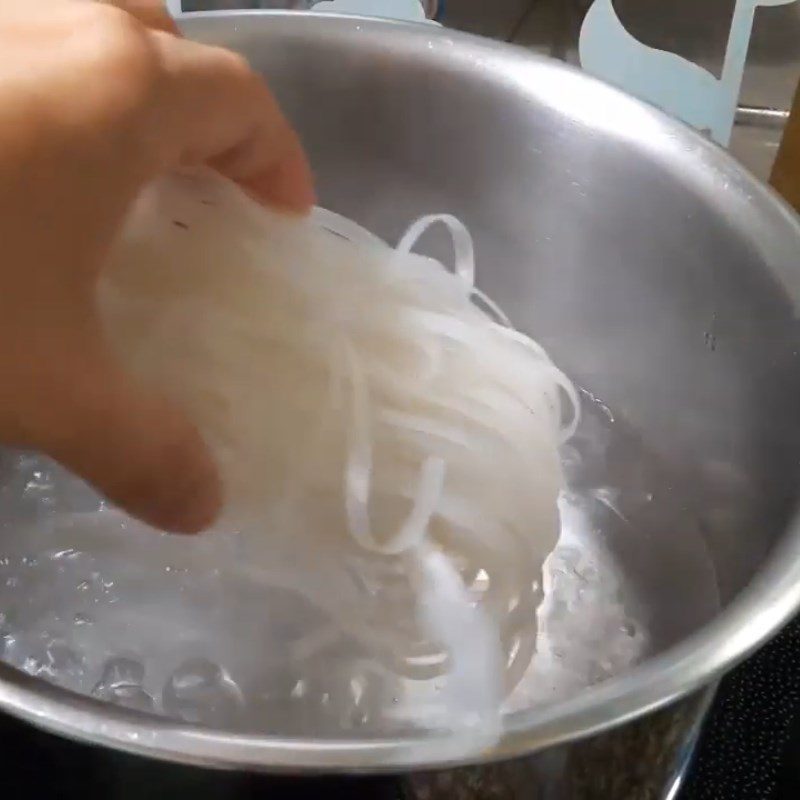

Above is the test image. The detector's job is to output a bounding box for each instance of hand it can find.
[0,0,315,532]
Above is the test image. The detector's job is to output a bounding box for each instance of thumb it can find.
[36,355,222,534]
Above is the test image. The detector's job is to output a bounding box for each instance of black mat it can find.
[682,615,800,800]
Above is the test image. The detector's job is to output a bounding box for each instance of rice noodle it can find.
[97,168,578,740]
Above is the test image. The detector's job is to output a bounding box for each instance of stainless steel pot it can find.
[1,10,800,774]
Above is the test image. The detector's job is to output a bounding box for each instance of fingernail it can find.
[249,159,317,215]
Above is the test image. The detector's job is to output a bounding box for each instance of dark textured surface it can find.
[0,711,402,799]
[682,615,800,800]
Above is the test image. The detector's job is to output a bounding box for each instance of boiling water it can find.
[0,397,708,737]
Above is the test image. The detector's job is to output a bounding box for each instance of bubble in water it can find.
[258,662,382,733]
[0,632,14,658]
[22,657,45,676]
[13,639,87,687]
[44,640,85,678]
[24,470,54,497]
[162,658,243,725]
[51,548,79,561]
[342,675,374,728]
[92,658,154,713]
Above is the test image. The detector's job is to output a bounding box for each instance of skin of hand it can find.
[0,0,316,533]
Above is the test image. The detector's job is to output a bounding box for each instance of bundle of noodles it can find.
[97,168,578,735]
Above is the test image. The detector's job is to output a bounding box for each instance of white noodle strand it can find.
[397,213,476,288]
[97,168,579,742]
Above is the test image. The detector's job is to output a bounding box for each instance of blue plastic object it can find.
[312,1,430,21]
[579,0,799,146]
